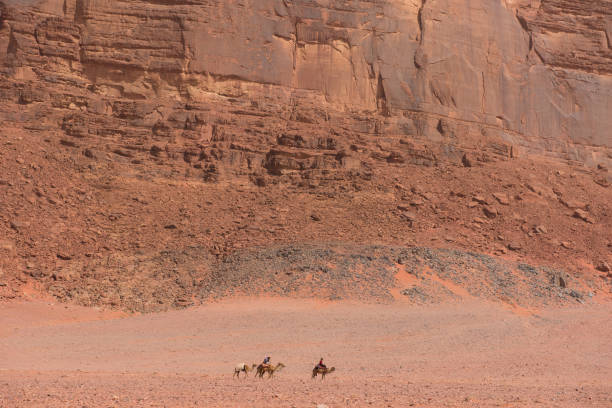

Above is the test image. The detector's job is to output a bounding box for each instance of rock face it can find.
[1,0,611,310]
[0,0,611,171]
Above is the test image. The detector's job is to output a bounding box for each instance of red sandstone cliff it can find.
[0,0,610,310]
[1,0,611,164]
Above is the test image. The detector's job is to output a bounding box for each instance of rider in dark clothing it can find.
[262,356,271,366]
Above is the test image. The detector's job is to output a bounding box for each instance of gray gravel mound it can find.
[47,243,594,312]
[200,243,586,307]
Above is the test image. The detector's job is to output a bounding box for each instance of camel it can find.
[233,363,257,378]
[256,362,286,378]
[312,366,336,379]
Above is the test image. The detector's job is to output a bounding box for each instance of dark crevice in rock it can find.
[376,73,389,117]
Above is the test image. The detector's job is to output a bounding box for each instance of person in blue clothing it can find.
[262,356,271,368]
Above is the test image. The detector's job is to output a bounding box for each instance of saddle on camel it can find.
[256,356,285,378]
[312,357,335,379]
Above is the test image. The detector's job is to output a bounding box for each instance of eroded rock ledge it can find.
[0,0,610,181]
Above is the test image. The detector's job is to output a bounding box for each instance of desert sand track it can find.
[1,298,611,407]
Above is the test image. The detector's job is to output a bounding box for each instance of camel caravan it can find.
[233,357,334,380]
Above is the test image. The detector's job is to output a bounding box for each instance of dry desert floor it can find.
[1,298,611,407]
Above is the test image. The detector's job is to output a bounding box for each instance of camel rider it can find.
[262,356,271,368]
[317,357,327,370]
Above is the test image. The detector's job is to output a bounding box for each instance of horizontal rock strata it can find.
[0,0,610,179]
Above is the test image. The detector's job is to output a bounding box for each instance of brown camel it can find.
[312,366,336,379]
[233,363,257,378]
[256,362,286,378]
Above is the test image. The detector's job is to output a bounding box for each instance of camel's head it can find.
[277,362,286,369]
[329,367,336,373]
[251,363,257,368]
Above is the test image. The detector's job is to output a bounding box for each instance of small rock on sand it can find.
[572,209,594,223]
[507,242,522,251]
[493,192,510,205]
[483,206,498,218]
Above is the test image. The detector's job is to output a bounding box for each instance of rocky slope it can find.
[0,0,610,310]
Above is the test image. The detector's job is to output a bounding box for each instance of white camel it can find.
[233,362,257,378]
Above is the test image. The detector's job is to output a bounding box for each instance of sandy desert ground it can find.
[1,298,611,407]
